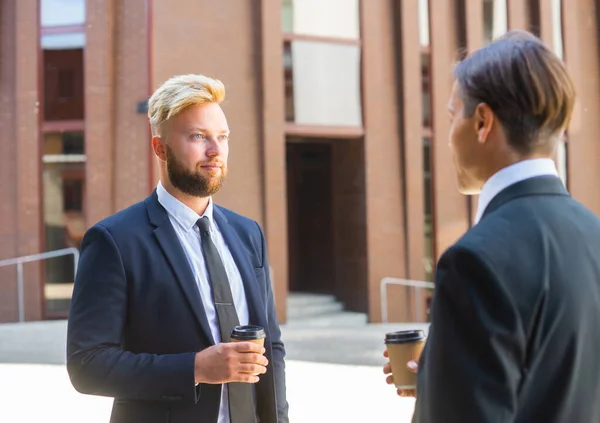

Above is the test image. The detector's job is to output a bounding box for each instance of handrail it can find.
[380,277,435,323]
[0,248,80,323]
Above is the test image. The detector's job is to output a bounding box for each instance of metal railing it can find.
[0,248,80,323]
[380,277,435,323]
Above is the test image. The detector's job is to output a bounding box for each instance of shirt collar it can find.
[156,180,214,232]
[475,158,559,224]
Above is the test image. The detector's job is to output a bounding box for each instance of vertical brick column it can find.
[464,0,484,226]
[259,0,289,322]
[507,0,532,30]
[85,0,117,225]
[362,0,408,322]
[112,1,152,211]
[398,0,426,285]
[562,0,600,214]
[0,0,42,322]
[429,0,470,259]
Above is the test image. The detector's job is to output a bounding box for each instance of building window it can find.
[282,0,360,39]
[418,0,430,47]
[44,131,85,155]
[42,32,86,50]
[62,131,85,155]
[551,0,564,59]
[44,49,84,121]
[41,0,86,27]
[284,42,295,122]
[422,52,431,128]
[423,137,434,281]
[284,40,362,126]
[63,178,83,212]
[483,0,508,44]
[57,69,75,99]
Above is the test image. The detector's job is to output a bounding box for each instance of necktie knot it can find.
[197,216,211,234]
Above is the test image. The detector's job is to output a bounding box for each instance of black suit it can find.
[414,176,600,422]
[67,191,289,423]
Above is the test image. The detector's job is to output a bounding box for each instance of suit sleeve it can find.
[256,222,290,423]
[413,246,526,423]
[66,224,200,403]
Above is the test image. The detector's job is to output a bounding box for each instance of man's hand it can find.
[383,349,419,397]
[195,342,268,384]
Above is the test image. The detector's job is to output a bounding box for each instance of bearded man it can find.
[67,74,289,423]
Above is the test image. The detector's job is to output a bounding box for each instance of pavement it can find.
[0,320,429,423]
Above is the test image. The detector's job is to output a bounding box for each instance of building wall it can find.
[151,0,264,225]
[0,0,43,322]
[151,0,290,322]
[2,0,600,323]
[85,0,151,226]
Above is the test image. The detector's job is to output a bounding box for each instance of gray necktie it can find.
[197,217,256,423]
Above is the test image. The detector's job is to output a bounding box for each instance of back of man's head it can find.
[453,30,576,155]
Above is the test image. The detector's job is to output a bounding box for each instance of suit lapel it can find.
[145,191,215,345]
[213,208,267,330]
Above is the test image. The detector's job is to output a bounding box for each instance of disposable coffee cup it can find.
[384,330,426,389]
[230,325,266,347]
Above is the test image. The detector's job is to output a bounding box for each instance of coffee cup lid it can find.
[231,325,266,340]
[384,330,426,344]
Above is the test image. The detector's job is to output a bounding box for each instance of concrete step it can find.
[287,292,337,308]
[284,311,368,327]
[286,300,344,320]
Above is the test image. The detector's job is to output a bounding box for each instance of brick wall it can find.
[0,0,42,322]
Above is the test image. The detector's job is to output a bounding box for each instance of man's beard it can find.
[166,145,226,197]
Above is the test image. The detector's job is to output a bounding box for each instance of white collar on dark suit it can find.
[474,158,560,224]
[156,180,215,231]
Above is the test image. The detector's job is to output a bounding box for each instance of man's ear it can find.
[474,103,494,144]
[152,136,167,161]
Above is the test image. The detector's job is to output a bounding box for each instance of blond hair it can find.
[148,74,226,136]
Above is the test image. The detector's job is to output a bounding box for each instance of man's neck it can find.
[479,149,553,189]
[160,179,210,216]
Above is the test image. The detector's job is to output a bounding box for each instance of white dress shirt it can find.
[157,181,249,423]
[474,158,560,224]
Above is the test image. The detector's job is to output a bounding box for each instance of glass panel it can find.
[288,40,362,126]
[41,0,86,27]
[63,179,84,212]
[283,0,360,39]
[418,0,430,47]
[44,131,85,155]
[44,49,85,121]
[423,137,434,281]
[43,131,86,316]
[483,0,507,44]
[284,42,295,121]
[422,52,431,128]
[551,0,564,59]
[63,132,85,154]
[282,0,293,33]
[41,33,85,50]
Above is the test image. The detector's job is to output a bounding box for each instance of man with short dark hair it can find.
[384,30,600,422]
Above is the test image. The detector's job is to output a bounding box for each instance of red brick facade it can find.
[2,0,600,324]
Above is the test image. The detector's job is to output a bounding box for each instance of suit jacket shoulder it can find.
[215,205,260,233]
[91,199,149,233]
[215,205,266,267]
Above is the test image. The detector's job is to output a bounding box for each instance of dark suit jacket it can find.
[66,191,289,423]
[413,176,600,423]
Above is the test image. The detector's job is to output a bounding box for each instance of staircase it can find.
[285,292,368,327]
